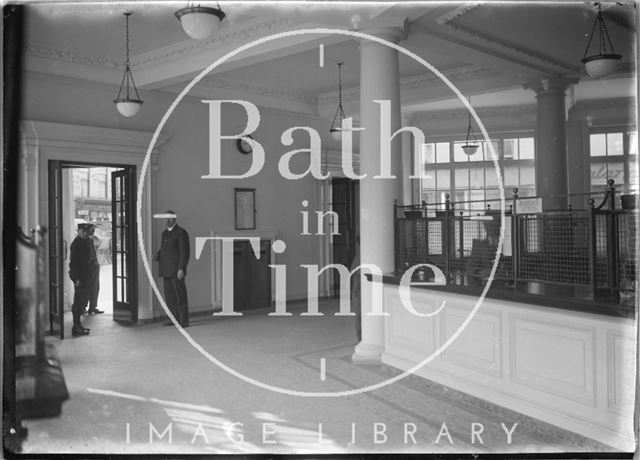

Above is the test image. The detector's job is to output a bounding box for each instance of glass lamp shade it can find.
[582,54,622,79]
[330,128,342,141]
[114,99,143,117]
[461,144,479,156]
[175,6,225,40]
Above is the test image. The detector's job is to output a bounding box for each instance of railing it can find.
[394,180,637,311]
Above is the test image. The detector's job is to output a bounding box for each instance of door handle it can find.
[63,240,68,261]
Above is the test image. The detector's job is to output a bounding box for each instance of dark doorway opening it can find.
[48,160,138,339]
[331,178,359,297]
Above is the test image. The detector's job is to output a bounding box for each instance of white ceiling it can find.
[22,1,638,119]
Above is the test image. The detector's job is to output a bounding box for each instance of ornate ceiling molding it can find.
[436,4,580,75]
[25,17,299,74]
[318,65,490,104]
[199,76,317,105]
[25,45,120,69]
[132,17,298,71]
[413,104,537,122]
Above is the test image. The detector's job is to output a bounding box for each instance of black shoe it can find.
[82,309,88,315]
[163,321,173,326]
[88,309,104,315]
[72,326,89,337]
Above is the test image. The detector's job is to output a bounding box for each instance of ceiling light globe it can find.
[115,100,143,118]
[176,6,225,40]
[330,129,342,141]
[583,54,621,79]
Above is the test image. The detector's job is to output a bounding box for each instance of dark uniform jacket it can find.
[157,225,190,278]
[69,236,97,282]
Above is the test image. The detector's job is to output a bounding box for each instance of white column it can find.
[352,22,406,363]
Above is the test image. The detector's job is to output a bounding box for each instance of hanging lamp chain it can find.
[582,3,618,59]
[465,99,477,145]
[115,12,142,103]
[330,62,346,131]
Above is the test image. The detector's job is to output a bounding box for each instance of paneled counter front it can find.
[378,281,636,450]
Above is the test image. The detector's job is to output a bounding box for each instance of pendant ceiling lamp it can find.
[329,62,347,141]
[461,98,479,156]
[581,3,622,79]
[175,3,226,40]
[114,12,143,118]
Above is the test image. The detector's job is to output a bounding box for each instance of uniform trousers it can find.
[71,281,90,327]
[163,276,189,326]
[88,265,100,310]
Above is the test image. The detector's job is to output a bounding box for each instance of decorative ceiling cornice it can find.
[199,76,317,105]
[413,104,537,121]
[318,65,490,104]
[436,4,580,75]
[25,45,120,69]
[133,17,298,71]
[25,17,299,73]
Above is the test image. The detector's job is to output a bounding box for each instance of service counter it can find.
[376,277,636,449]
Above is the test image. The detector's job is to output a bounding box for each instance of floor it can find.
[22,297,615,455]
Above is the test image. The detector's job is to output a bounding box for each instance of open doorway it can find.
[48,160,138,339]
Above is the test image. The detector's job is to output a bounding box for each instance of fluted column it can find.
[352,22,406,363]
[524,77,578,210]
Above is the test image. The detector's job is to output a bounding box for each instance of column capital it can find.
[356,17,408,46]
[523,76,580,96]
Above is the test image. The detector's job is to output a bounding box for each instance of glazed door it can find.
[111,168,138,323]
[47,160,64,339]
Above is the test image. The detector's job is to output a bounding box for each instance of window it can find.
[589,130,637,193]
[417,135,535,210]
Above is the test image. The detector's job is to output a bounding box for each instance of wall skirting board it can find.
[379,285,636,450]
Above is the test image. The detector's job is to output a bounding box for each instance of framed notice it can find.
[235,188,256,230]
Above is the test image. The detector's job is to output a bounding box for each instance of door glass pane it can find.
[436,169,450,189]
[519,138,535,159]
[436,142,450,163]
[485,166,498,187]
[629,161,638,185]
[590,134,606,157]
[504,139,516,159]
[453,142,468,162]
[629,132,638,155]
[520,166,535,186]
[469,168,484,188]
[422,171,435,189]
[455,168,469,188]
[607,162,625,185]
[607,133,623,156]
[591,163,608,186]
[504,166,519,187]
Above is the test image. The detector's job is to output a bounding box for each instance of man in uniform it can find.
[86,223,104,315]
[156,210,190,327]
[69,223,94,336]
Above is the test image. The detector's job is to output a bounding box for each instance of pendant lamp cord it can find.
[582,4,617,59]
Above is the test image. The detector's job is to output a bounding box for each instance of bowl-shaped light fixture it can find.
[329,128,342,141]
[462,97,478,156]
[581,4,622,79]
[115,100,143,117]
[461,144,479,156]
[175,5,225,40]
[113,13,143,118]
[583,54,622,79]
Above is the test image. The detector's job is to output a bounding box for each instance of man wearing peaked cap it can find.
[68,223,93,336]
